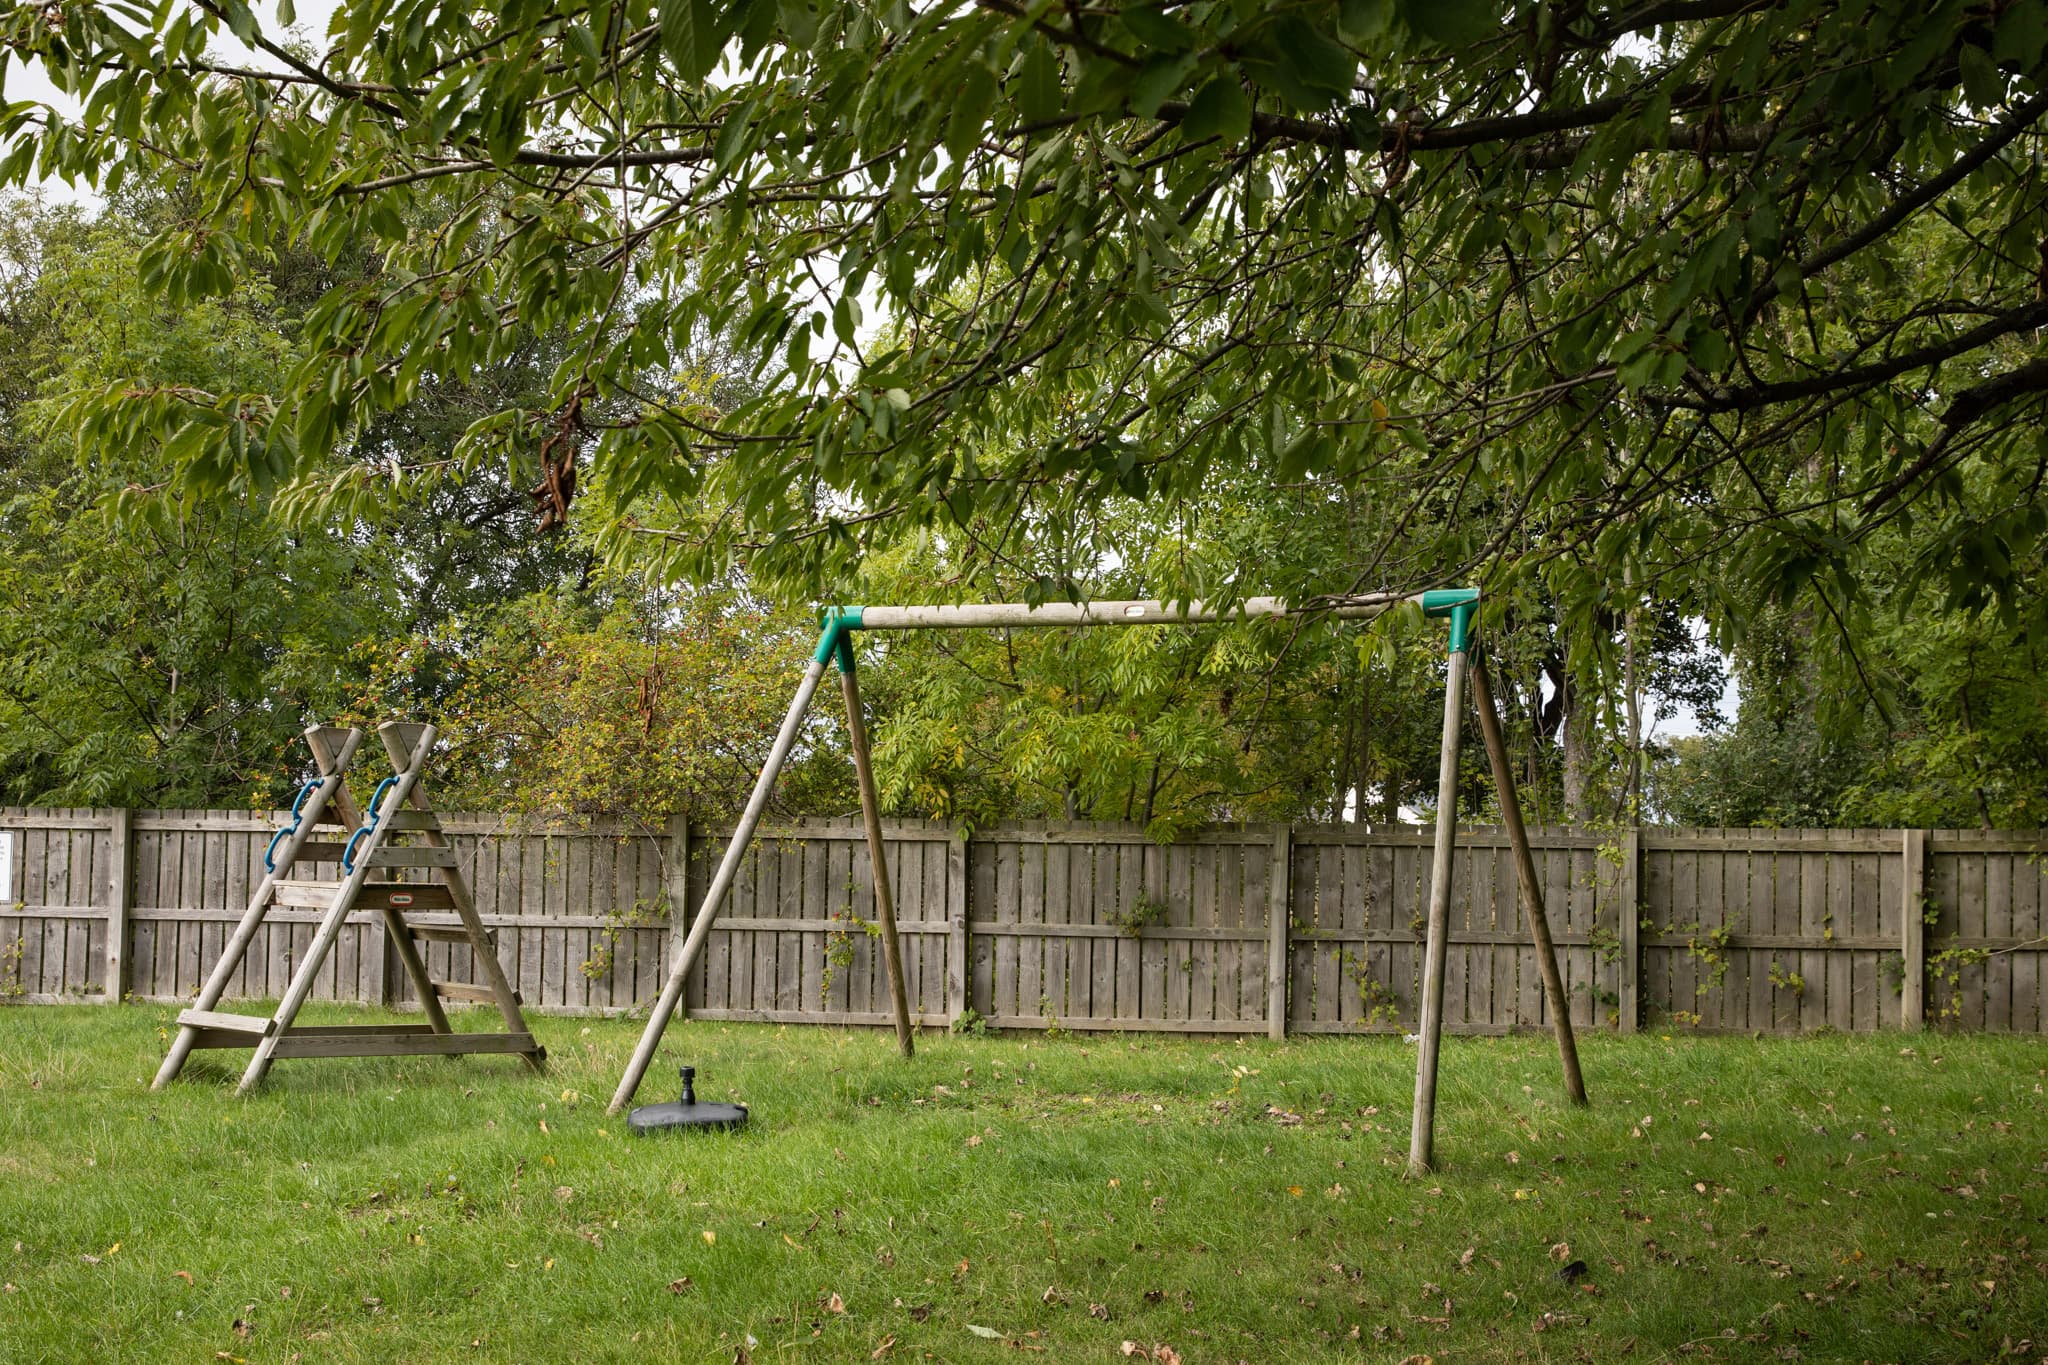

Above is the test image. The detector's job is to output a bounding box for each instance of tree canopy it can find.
[4,0,2047,824]
[6,0,2044,625]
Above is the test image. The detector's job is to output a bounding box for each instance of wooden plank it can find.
[994,836,1019,1019]
[1267,826,1291,1039]
[979,1013,1268,1035]
[1189,843,1216,1025]
[1042,840,1071,1020]
[105,809,132,1001]
[947,829,969,1020]
[1088,838,1116,1022]
[1020,834,1046,1023]
[130,821,162,997]
[1983,849,2013,1032]
[1617,831,1639,1033]
[175,1008,275,1035]
[1957,842,1989,1029]
[1066,837,1095,1019]
[1901,830,1926,1027]
[1694,841,1724,1028]
[1220,842,1247,1021]
[686,1007,953,1028]
[1827,841,1855,1034]
[2013,852,2042,1033]
[1115,841,1143,1021]
[409,922,494,946]
[268,1030,541,1059]
[433,979,515,1005]
[1314,839,1340,1027]
[1146,841,1174,1022]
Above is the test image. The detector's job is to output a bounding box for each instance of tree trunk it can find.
[1561,675,1593,823]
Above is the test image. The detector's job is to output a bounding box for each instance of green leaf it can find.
[1398,0,1497,49]
[946,64,998,167]
[778,0,820,50]
[1957,44,2002,108]
[660,0,726,82]
[1015,38,1064,125]
[1338,0,1394,44]
[1130,52,1198,118]
[1178,75,1250,143]
[276,0,296,27]
[714,99,756,171]
[1994,1,2047,66]
[1245,16,1356,110]
[1120,4,1199,53]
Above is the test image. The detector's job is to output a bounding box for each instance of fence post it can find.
[1266,824,1292,1041]
[1616,829,1640,1034]
[105,807,133,1003]
[1900,828,1926,1029]
[666,815,691,1014]
[947,825,970,1022]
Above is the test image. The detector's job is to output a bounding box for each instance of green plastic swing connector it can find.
[1419,588,1480,655]
[813,605,865,670]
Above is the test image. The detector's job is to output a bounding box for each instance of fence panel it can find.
[6,807,2047,1036]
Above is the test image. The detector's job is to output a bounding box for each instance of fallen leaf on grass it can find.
[1089,1303,1111,1321]
[965,1134,983,1148]
[967,1324,1003,1339]
[172,1271,194,1284]
[827,1292,846,1314]
[1041,1287,1065,1306]
[870,1334,895,1359]
[667,1277,693,1294]
[1549,1243,1572,1262]
[702,1230,717,1246]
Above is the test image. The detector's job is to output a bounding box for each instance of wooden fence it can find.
[3,809,2043,1034]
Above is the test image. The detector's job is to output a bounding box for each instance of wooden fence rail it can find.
[3,809,2043,1034]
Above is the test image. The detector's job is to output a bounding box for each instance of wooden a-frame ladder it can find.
[152,721,546,1094]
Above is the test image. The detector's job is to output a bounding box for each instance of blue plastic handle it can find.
[343,777,403,873]
[263,826,292,873]
[341,824,374,874]
[264,779,329,871]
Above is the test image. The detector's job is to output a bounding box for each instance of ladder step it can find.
[409,922,487,945]
[177,1009,275,1036]
[367,845,459,868]
[270,1029,540,1060]
[359,883,455,911]
[432,980,517,1005]
[382,810,444,831]
[270,880,342,907]
[280,842,457,869]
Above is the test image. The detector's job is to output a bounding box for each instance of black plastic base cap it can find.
[626,1100,749,1135]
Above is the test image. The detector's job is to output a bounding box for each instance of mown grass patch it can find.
[1,1004,2044,1362]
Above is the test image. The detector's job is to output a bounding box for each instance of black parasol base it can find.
[628,1065,748,1135]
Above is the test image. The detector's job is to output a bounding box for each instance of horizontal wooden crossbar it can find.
[175,1009,274,1036]
[270,1030,540,1059]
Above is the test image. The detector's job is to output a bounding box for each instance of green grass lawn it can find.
[2,1006,2044,1363]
